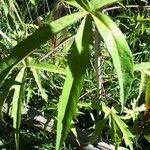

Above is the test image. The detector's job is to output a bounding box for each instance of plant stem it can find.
[94,27,103,99]
[103,5,150,12]
[40,35,75,61]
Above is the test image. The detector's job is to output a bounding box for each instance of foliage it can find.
[0,0,150,150]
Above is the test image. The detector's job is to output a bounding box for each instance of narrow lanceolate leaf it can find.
[65,0,90,11]
[56,16,93,150]
[65,0,86,11]
[11,67,26,150]
[0,71,19,122]
[111,112,134,150]
[31,68,48,102]
[111,116,122,149]
[134,62,150,71]
[90,0,122,11]
[90,116,108,143]
[92,12,134,109]
[0,11,86,87]
[27,58,66,75]
[137,71,145,100]
[0,0,9,16]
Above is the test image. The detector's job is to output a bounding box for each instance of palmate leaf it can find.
[111,112,134,150]
[0,11,86,87]
[11,67,26,150]
[101,102,134,150]
[56,16,93,150]
[90,0,122,11]
[92,12,134,109]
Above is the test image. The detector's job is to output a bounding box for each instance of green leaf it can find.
[111,115,122,149]
[111,112,134,150]
[92,12,134,109]
[0,0,9,16]
[29,0,37,6]
[0,11,86,87]
[137,71,145,100]
[144,135,150,143]
[11,67,26,150]
[90,0,122,11]
[90,117,108,143]
[0,71,19,122]
[134,62,150,71]
[65,0,86,11]
[101,102,134,150]
[30,68,48,102]
[26,58,66,75]
[56,16,93,150]
[65,0,90,11]
[7,13,16,29]
[26,86,33,104]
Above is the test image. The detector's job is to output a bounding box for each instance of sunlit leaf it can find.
[0,0,9,16]
[111,115,122,149]
[144,135,150,143]
[101,102,134,150]
[30,0,37,6]
[134,62,150,71]
[11,67,26,150]
[90,0,122,11]
[56,16,93,150]
[111,112,134,150]
[65,0,90,11]
[0,71,19,122]
[26,58,66,75]
[92,12,134,109]
[31,68,48,102]
[65,0,86,11]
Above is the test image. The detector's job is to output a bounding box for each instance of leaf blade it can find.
[27,58,66,75]
[92,12,134,108]
[0,11,85,87]
[111,112,134,150]
[11,67,26,150]
[0,71,19,122]
[56,16,93,150]
[90,0,122,11]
